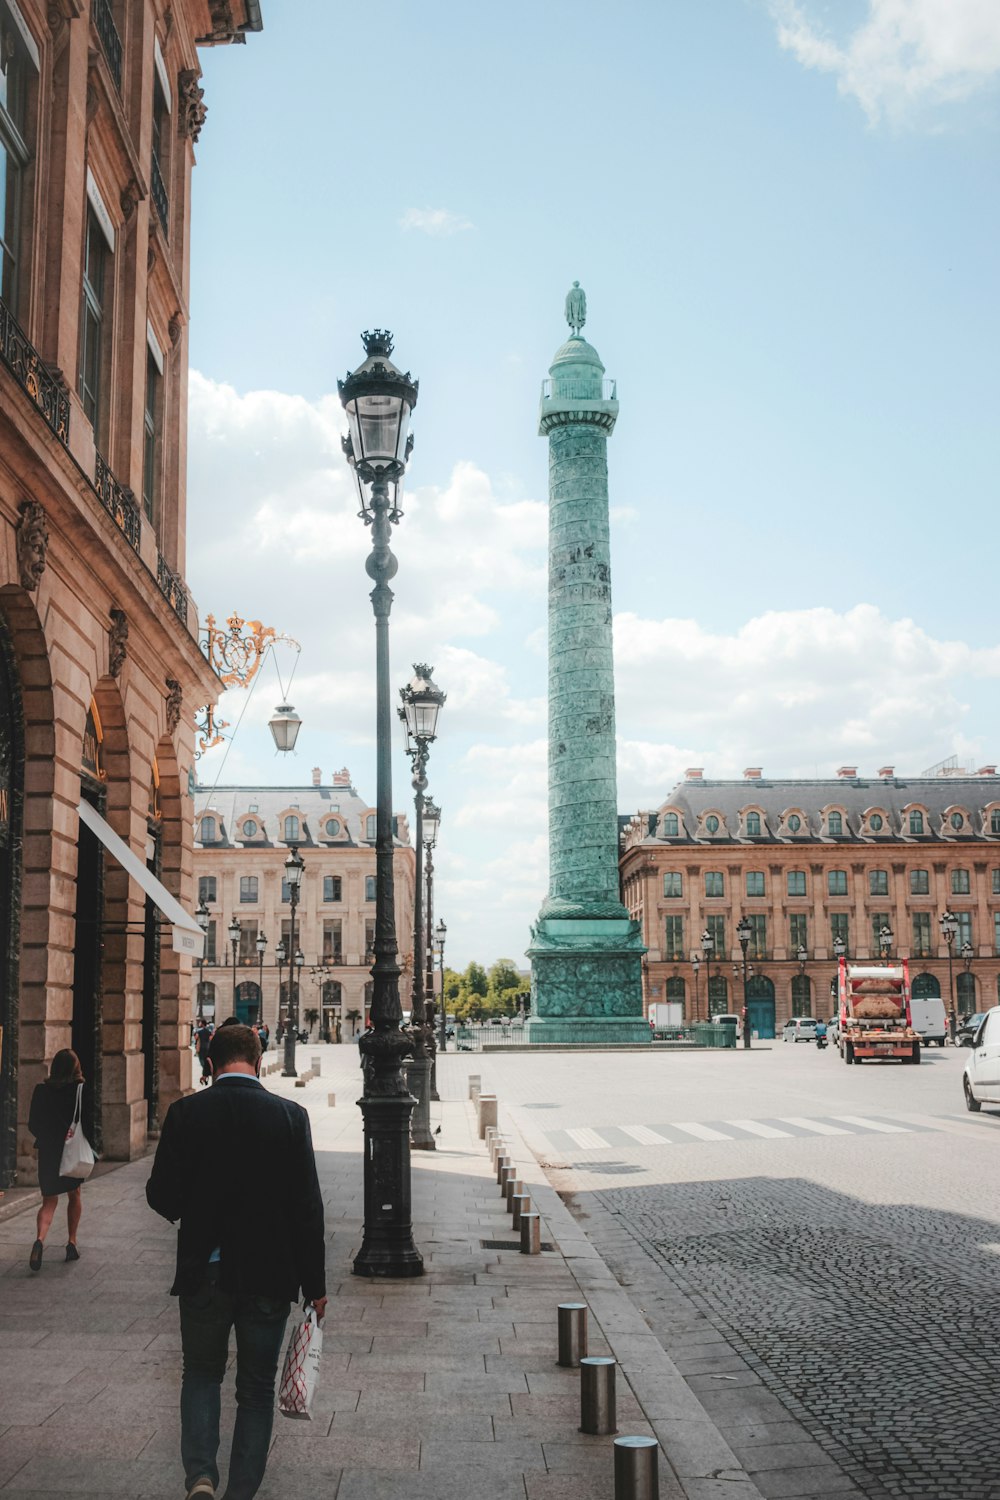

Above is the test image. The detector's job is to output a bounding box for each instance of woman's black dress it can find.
[28,1083,85,1196]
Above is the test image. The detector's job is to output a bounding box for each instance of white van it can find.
[713,1013,742,1039]
[910,996,947,1047]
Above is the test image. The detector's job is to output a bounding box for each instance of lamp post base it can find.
[353,1090,424,1278]
[282,1032,297,1078]
[406,1055,436,1150]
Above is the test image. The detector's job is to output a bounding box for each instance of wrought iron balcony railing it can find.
[150,154,169,235]
[0,298,70,445]
[92,0,123,91]
[95,453,141,553]
[156,553,188,624]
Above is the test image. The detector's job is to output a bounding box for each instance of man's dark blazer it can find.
[146,1075,326,1303]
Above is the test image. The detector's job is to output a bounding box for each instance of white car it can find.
[782,1017,819,1042]
[963,1006,1000,1111]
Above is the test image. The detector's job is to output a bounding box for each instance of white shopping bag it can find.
[278,1305,323,1420]
[59,1084,96,1181]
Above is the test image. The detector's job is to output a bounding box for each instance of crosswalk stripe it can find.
[778,1116,851,1136]
[832,1115,910,1134]
[724,1119,792,1139]
[566,1127,610,1149]
[672,1121,733,1142]
[620,1124,671,1145]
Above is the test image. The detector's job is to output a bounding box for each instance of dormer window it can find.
[365,814,376,840]
[199,816,216,843]
[745,812,761,836]
[949,811,966,832]
[661,812,678,837]
[325,818,341,838]
[284,815,300,842]
[705,814,720,834]
[869,814,883,831]
[827,811,843,836]
[242,819,257,838]
[787,814,801,832]
[991,808,1000,835]
[909,810,924,835]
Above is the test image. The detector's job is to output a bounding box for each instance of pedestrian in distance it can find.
[146,1023,327,1500]
[194,1017,213,1086]
[27,1048,87,1271]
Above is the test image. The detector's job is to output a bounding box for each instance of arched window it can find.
[665,977,685,1006]
[911,972,941,1000]
[365,814,376,840]
[909,810,924,835]
[661,812,678,837]
[199,816,216,842]
[707,976,728,1016]
[956,971,977,1018]
[991,809,1000,835]
[284,815,299,842]
[827,811,843,836]
[791,974,811,1016]
[745,812,761,836]
[196,981,216,1019]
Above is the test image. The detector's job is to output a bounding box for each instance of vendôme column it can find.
[526,285,648,1045]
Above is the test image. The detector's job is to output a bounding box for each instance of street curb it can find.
[491,1099,769,1500]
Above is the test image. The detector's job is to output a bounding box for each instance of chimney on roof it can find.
[977,765,997,776]
[837,766,857,779]
[878,766,895,779]
[744,767,762,780]
[312,767,322,786]
[685,767,703,780]
[331,767,351,788]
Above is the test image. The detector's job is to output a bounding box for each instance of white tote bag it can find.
[58,1083,96,1181]
[278,1306,323,1420]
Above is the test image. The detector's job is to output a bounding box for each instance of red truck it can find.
[837,958,921,1065]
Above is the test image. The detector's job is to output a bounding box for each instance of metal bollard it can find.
[580,1356,617,1435]
[520,1211,541,1255]
[497,1153,512,1186]
[614,1436,658,1500]
[485,1125,498,1149]
[558,1303,588,1367]
[468,1073,481,1101]
[511,1193,530,1229]
[500,1166,517,1199]
[504,1175,522,1209]
[327,1092,336,1107]
[478,1095,498,1139]
[489,1134,505,1165]
[311,1055,321,1075]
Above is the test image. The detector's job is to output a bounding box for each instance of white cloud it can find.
[769,0,1000,124]
[400,207,474,236]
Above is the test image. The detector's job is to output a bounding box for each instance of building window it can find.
[994,912,1000,955]
[239,876,258,904]
[950,811,965,831]
[665,976,685,1011]
[204,920,216,964]
[365,814,376,840]
[955,912,973,949]
[0,7,32,308]
[325,818,340,838]
[284,815,299,842]
[993,869,1000,895]
[828,870,848,896]
[281,878,293,903]
[957,970,977,1018]
[365,875,376,901]
[951,869,970,895]
[364,919,375,958]
[991,809,1000,835]
[745,812,761,836]
[909,810,924,835]
[869,869,888,896]
[746,872,765,897]
[663,872,682,898]
[827,811,843,836]
[747,914,767,959]
[910,869,929,895]
[705,914,726,956]
[705,814,720,834]
[707,975,729,1016]
[787,814,801,832]
[789,913,807,950]
[830,913,849,951]
[199,816,216,843]
[238,921,258,964]
[705,871,724,898]
[661,812,678,836]
[79,207,109,430]
[142,346,161,524]
[791,974,812,1016]
[323,876,342,902]
[870,913,890,952]
[664,915,684,959]
[912,912,931,957]
[198,876,216,904]
[869,813,883,831]
[322,920,342,962]
[787,870,806,897]
[242,819,257,838]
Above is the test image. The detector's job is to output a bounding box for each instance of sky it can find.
[184,0,1000,969]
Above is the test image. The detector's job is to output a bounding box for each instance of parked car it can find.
[963,1007,1000,1110]
[957,1012,989,1047]
[782,1017,819,1043]
[827,1015,840,1045]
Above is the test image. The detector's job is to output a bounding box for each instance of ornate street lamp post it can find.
[276,937,286,1037]
[691,953,700,1024]
[700,928,713,1019]
[939,909,958,1027]
[960,939,974,1037]
[228,916,241,1010]
[422,797,441,1099]
[281,847,305,1077]
[256,931,267,1025]
[736,915,751,1049]
[339,328,423,1277]
[399,665,446,1149]
[435,920,447,1051]
[195,899,209,1020]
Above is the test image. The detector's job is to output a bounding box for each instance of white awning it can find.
[77,800,205,958]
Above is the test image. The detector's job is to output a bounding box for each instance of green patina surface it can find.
[526,294,647,1043]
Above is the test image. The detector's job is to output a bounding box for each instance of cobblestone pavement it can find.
[472,1046,1000,1500]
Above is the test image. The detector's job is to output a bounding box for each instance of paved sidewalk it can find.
[0,1045,764,1499]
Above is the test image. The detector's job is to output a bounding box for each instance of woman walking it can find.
[27,1049,87,1271]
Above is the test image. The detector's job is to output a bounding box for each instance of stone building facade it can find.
[620,764,1000,1038]
[192,771,416,1036]
[0,1,261,1186]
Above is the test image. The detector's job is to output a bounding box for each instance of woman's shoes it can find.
[29,1239,43,1272]
[65,1243,80,1262]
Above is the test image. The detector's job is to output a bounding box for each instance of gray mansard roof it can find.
[193,781,410,850]
[628,772,1000,846]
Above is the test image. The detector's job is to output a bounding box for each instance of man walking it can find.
[147,1024,327,1500]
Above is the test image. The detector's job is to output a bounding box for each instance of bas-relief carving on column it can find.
[165,677,182,734]
[15,499,49,590]
[531,953,644,1018]
[109,608,129,679]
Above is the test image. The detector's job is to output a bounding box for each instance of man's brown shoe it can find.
[185,1480,215,1500]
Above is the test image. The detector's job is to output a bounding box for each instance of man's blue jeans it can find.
[179,1269,290,1500]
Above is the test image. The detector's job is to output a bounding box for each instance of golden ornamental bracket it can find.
[194,612,300,759]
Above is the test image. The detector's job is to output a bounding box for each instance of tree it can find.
[463,961,488,997]
[487,958,521,996]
